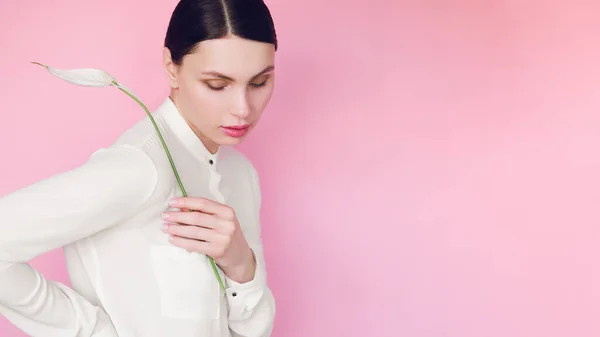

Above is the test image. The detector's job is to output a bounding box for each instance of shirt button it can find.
[232,292,237,297]
[209,159,214,165]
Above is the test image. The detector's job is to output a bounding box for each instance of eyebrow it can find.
[202,65,274,82]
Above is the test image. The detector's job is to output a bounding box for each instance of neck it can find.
[189,121,219,154]
[168,93,219,155]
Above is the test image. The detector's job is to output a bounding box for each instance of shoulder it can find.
[83,144,159,205]
[84,115,176,203]
[92,115,162,172]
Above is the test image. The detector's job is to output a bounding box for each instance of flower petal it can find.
[31,62,117,87]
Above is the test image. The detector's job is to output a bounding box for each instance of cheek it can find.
[249,88,274,114]
[184,83,227,116]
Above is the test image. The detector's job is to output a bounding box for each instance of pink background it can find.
[1,0,599,336]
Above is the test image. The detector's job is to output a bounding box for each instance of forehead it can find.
[182,36,275,77]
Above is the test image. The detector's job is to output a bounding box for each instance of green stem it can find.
[114,82,226,294]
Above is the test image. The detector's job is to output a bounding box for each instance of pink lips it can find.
[221,124,250,138]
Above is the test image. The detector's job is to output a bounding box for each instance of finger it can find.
[169,197,219,214]
[169,197,235,220]
[162,224,219,242]
[168,235,224,258]
[162,210,218,228]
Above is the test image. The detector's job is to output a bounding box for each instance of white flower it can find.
[31,62,117,87]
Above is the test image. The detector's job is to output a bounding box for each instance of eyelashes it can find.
[249,81,268,88]
[204,79,269,91]
[204,84,226,91]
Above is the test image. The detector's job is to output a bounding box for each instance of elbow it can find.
[253,287,277,336]
[266,287,276,321]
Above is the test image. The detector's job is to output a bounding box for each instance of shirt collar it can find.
[155,96,219,167]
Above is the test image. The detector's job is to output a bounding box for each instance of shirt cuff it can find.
[224,249,267,321]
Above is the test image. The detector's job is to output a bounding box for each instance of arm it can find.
[0,145,158,337]
[227,165,276,337]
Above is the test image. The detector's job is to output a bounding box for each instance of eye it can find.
[249,79,268,88]
[205,83,227,91]
[203,79,229,91]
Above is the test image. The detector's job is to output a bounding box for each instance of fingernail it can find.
[161,223,169,231]
[162,212,170,220]
[168,198,178,206]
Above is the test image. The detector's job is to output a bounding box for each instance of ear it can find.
[163,47,179,89]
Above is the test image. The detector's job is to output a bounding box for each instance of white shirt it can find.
[0,97,275,337]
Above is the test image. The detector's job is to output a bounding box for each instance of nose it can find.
[231,90,251,120]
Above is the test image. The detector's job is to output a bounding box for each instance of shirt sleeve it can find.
[0,145,158,337]
[227,163,276,337]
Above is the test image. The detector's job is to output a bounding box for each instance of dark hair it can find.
[164,0,278,65]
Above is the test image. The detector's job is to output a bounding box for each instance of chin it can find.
[217,134,248,146]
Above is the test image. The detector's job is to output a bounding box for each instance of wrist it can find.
[223,248,256,284]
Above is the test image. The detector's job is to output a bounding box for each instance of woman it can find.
[0,0,277,336]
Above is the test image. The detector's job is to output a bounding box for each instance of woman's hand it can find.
[161,197,256,284]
